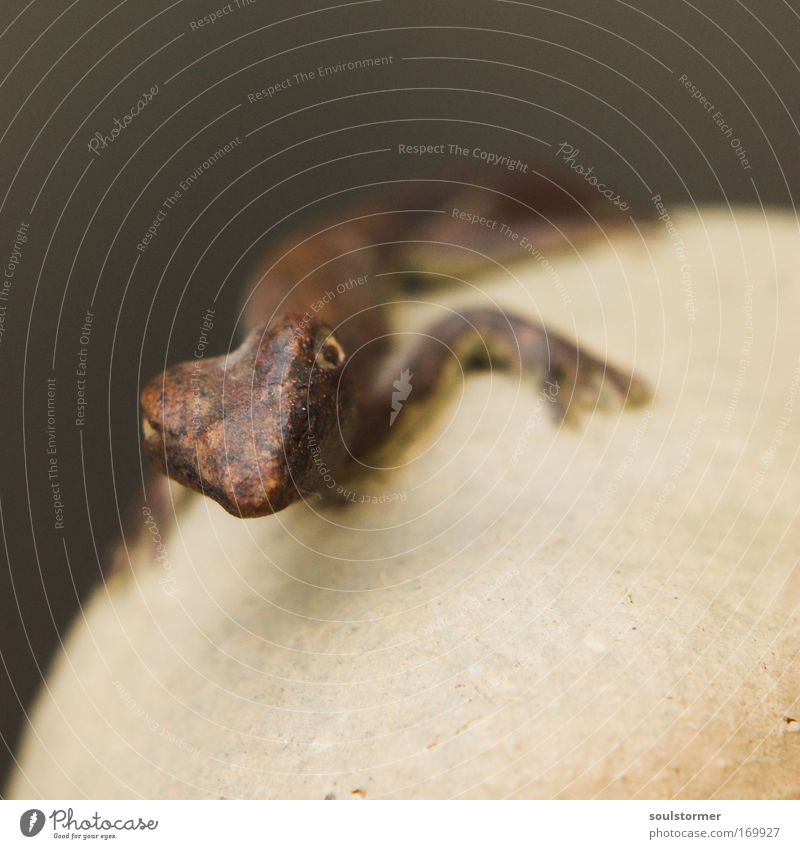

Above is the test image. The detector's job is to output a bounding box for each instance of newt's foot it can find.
[542,336,650,425]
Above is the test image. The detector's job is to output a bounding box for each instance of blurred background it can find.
[0,0,797,789]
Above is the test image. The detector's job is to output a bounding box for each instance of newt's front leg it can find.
[348,307,650,460]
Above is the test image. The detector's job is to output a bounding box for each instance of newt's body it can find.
[140,174,648,517]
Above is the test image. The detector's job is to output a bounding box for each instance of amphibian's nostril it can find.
[315,334,346,370]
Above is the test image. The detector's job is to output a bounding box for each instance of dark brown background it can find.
[1,0,797,791]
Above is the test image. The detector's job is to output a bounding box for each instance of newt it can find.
[140,174,649,517]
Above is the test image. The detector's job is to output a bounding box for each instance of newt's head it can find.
[140,314,350,517]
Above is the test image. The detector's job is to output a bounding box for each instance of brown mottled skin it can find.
[141,174,649,517]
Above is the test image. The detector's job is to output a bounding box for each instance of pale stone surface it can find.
[8,208,800,799]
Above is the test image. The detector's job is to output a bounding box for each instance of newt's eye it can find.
[314,331,346,370]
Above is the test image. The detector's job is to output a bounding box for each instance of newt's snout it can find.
[140,316,352,517]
